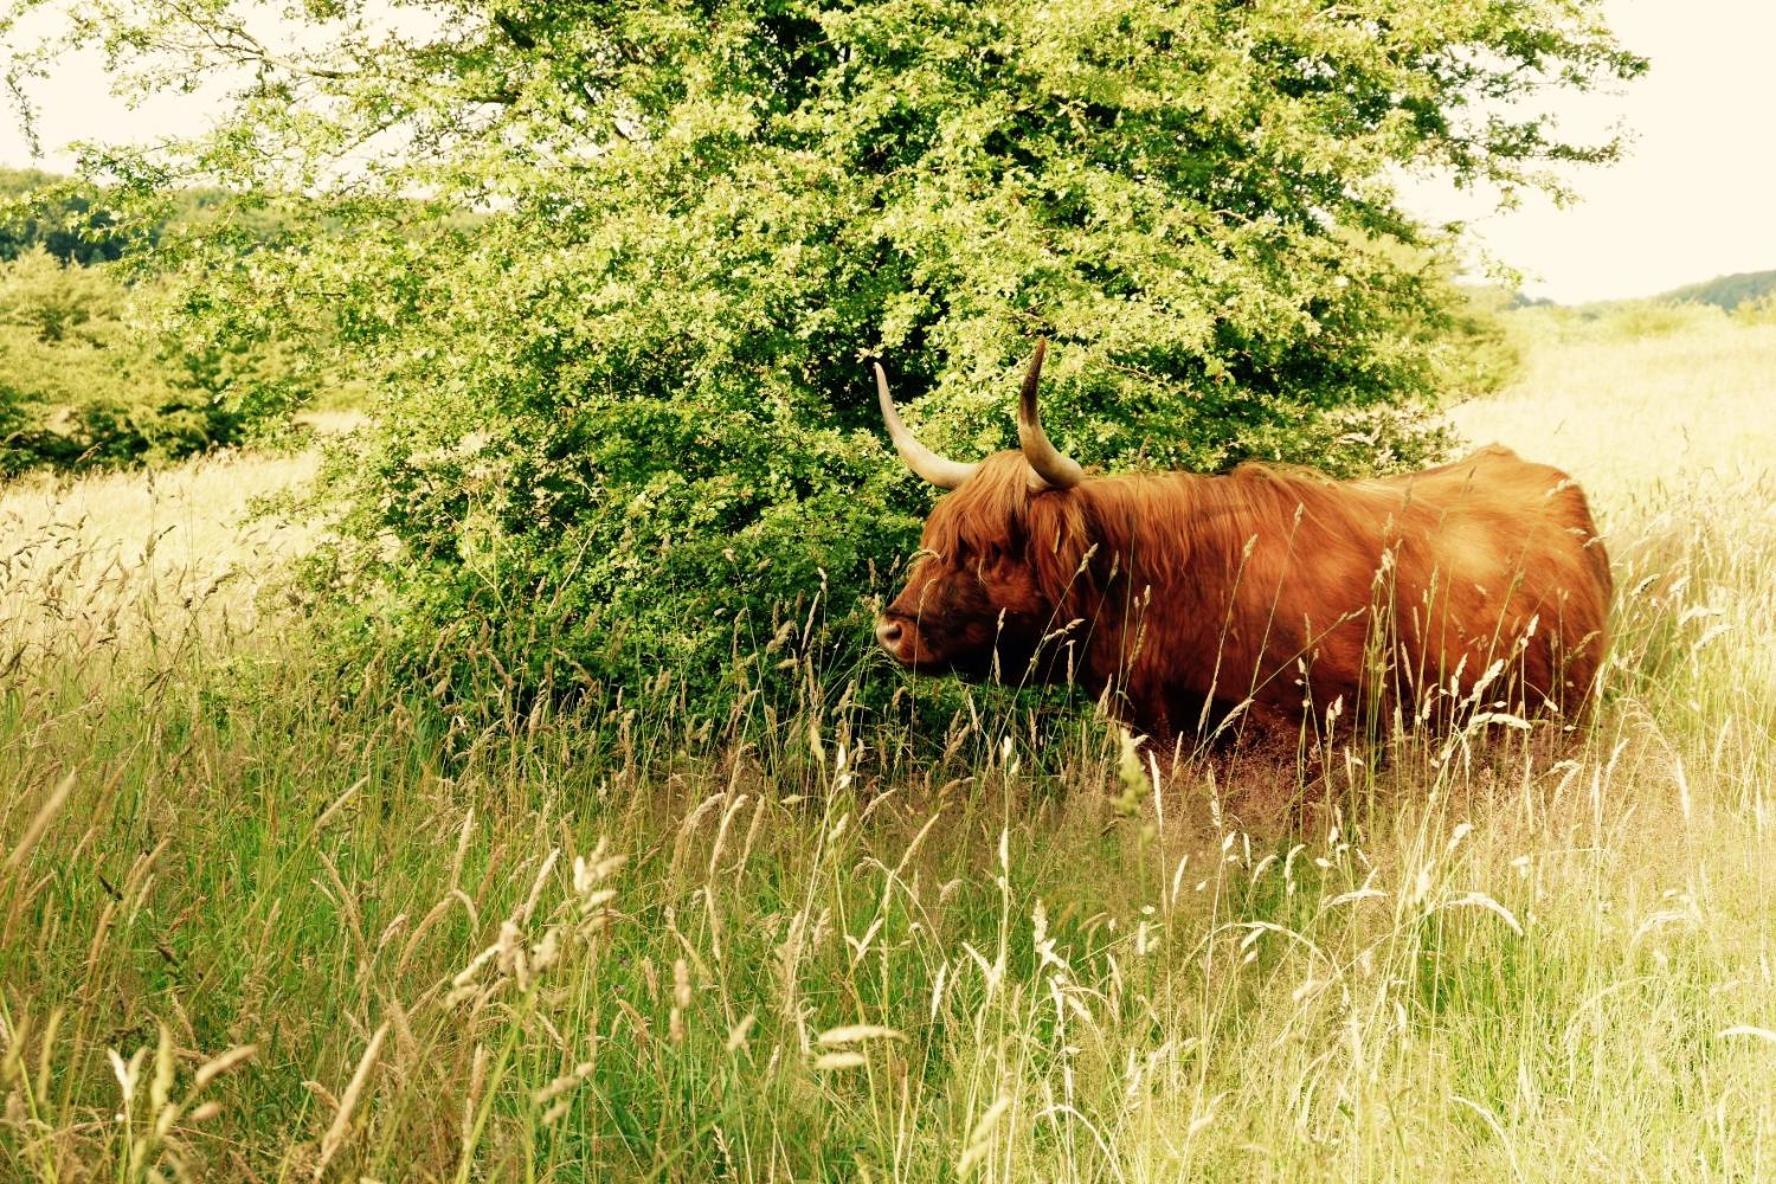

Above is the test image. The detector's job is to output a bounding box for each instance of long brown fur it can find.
[879,446,1612,752]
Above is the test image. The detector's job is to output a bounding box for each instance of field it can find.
[3,312,1775,1181]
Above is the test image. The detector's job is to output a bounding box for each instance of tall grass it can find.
[3,317,1776,1181]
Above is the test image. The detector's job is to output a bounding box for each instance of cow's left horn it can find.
[1016,339,1083,490]
[875,362,979,489]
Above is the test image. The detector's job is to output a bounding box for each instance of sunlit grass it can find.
[1453,307,1776,504]
[3,315,1776,1181]
[0,449,320,658]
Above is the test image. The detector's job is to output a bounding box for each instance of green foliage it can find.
[0,248,306,476]
[0,242,117,343]
[0,167,131,265]
[1434,285,1522,397]
[17,0,1644,711]
[1732,293,1776,327]
[0,163,340,477]
[0,165,305,266]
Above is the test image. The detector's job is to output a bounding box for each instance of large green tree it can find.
[4,0,1643,708]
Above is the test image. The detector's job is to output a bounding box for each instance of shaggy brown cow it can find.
[873,341,1612,752]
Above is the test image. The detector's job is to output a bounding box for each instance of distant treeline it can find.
[1501,271,1776,315]
[0,168,132,264]
[0,166,295,265]
[1656,269,1776,312]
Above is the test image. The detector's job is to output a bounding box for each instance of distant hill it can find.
[1656,269,1776,311]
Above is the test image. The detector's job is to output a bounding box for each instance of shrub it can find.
[1597,300,1726,341]
[26,0,1644,716]
[0,245,313,477]
[1733,294,1776,327]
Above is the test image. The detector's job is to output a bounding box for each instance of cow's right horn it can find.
[875,362,979,489]
[1016,339,1084,490]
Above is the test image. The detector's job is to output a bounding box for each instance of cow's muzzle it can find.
[875,616,907,656]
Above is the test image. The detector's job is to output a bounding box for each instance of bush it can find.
[1419,285,1523,399]
[0,246,308,477]
[37,0,1644,717]
[1597,301,1726,341]
[1733,294,1776,327]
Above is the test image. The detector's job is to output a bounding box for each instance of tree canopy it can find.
[3,0,1645,712]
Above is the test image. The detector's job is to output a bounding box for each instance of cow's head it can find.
[874,341,1093,683]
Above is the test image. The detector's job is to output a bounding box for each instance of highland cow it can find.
[873,341,1612,753]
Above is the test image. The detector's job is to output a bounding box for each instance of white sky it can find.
[2,0,1772,305]
[1401,0,1776,303]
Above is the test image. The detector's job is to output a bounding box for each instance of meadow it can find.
[3,307,1775,1181]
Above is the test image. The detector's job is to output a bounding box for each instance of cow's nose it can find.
[875,617,904,651]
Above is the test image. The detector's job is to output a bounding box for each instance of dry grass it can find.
[1452,310,1776,505]
[2,315,1775,1181]
[0,449,321,657]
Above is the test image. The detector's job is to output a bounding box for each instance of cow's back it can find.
[1363,444,1611,715]
[1190,446,1611,724]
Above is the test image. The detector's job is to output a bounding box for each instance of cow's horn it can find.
[1016,339,1083,490]
[875,361,979,489]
